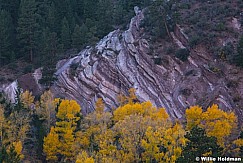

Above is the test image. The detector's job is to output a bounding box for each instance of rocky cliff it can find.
[1,8,242,122]
[49,8,243,121]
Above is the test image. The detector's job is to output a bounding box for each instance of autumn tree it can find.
[233,131,243,157]
[76,150,94,163]
[0,104,5,147]
[43,99,81,162]
[112,101,185,162]
[0,93,27,162]
[20,90,34,109]
[185,104,237,147]
[36,90,56,132]
[117,88,138,106]
[43,127,60,161]
[75,98,112,157]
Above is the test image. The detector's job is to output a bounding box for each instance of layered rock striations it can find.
[51,9,243,121]
[2,8,242,122]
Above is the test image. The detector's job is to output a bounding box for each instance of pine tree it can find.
[96,0,113,38]
[176,126,223,163]
[42,27,59,61]
[234,36,243,67]
[17,0,40,63]
[0,10,15,66]
[79,23,89,46]
[46,2,57,32]
[71,24,83,50]
[61,17,71,51]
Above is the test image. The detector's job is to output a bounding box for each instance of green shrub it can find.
[23,65,33,74]
[175,48,190,62]
[153,56,162,65]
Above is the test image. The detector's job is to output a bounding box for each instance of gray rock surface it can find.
[2,9,242,123]
[51,10,243,122]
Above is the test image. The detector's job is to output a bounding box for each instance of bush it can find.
[69,62,79,76]
[189,35,200,47]
[175,48,190,62]
[7,63,17,70]
[232,36,243,67]
[0,76,5,82]
[153,56,162,65]
[23,65,33,74]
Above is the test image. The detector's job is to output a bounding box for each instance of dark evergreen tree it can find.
[71,24,83,50]
[17,0,40,63]
[234,36,243,67]
[85,18,99,44]
[83,0,98,20]
[61,17,71,51]
[239,131,243,156]
[96,0,113,37]
[79,23,88,46]
[0,10,15,66]
[0,0,20,26]
[142,0,175,39]
[42,27,59,61]
[39,27,58,86]
[46,2,57,32]
[176,126,223,163]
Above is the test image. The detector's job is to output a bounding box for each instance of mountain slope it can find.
[50,8,243,123]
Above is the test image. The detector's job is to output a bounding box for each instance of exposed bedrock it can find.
[37,9,243,121]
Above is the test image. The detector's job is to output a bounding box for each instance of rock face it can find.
[1,8,240,122]
[51,8,243,122]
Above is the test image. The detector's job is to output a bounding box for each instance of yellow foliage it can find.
[95,98,105,113]
[76,151,94,163]
[117,88,138,106]
[20,90,34,109]
[233,138,243,156]
[113,101,169,122]
[36,90,56,131]
[234,138,243,146]
[202,104,237,146]
[43,127,60,161]
[60,129,76,160]
[128,88,137,104]
[44,99,82,161]
[56,100,81,122]
[0,104,6,143]
[186,104,237,147]
[6,111,30,144]
[13,141,24,159]
[185,105,203,130]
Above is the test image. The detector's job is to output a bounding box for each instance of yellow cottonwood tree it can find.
[36,90,57,132]
[95,98,105,113]
[202,104,237,146]
[13,141,24,159]
[0,104,5,145]
[112,101,184,163]
[185,105,203,130]
[233,138,243,156]
[75,98,112,156]
[43,99,81,161]
[186,104,237,147]
[117,88,138,106]
[20,90,34,109]
[76,150,94,163]
[43,127,60,161]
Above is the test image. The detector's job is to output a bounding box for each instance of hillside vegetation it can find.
[0,0,242,85]
[0,89,242,162]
